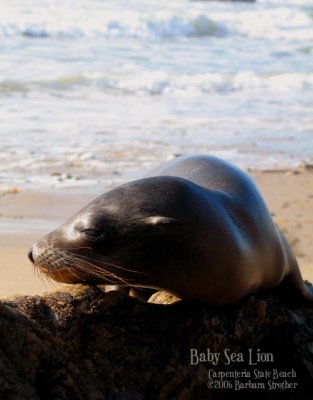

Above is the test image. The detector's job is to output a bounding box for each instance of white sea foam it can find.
[222,7,313,41]
[0,0,312,188]
[114,71,313,94]
[5,71,311,95]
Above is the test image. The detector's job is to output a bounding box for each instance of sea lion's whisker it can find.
[64,250,122,268]
[33,261,57,287]
[34,264,44,284]
[41,270,57,287]
[60,253,128,284]
[62,252,135,278]
[76,262,132,285]
[54,256,84,282]
[98,259,150,275]
[56,267,64,283]
[32,247,132,286]
[50,246,147,276]
[74,261,134,285]
[73,263,129,285]
[74,253,149,275]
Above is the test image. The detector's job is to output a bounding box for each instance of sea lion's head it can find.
[28,176,209,291]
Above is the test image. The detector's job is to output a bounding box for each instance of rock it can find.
[0,285,312,399]
[148,290,181,304]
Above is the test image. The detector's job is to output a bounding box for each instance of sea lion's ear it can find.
[144,216,182,226]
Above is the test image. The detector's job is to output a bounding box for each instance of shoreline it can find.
[0,168,312,298]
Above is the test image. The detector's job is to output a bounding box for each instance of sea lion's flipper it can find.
[277,227,313,303]
[105,285,130,294]
[104,286,156,302]
[129,288,157,302]
[283,263,313,303]
[303,281,313,302]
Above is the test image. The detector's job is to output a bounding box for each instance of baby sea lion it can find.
[28,155,313,305]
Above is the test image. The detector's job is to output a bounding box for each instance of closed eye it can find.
[81,228,102,238]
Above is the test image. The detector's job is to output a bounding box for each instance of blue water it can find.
[0,0,312,189]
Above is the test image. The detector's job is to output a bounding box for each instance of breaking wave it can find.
[0,12,226,39]
[2,71,312,95]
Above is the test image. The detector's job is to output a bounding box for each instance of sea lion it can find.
[28,155,313,305]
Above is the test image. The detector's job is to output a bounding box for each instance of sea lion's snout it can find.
[27,238,83,283]
[28,248,34,263]
[27,239,57,270]
[28,242,42,264]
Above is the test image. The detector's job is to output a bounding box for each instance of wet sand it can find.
[0,168,312,298]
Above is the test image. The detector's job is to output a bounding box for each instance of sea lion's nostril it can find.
[28,248,34,263]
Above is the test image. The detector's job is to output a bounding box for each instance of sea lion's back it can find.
[146,154,256,200]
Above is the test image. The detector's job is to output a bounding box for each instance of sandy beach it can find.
[0,168,312,299]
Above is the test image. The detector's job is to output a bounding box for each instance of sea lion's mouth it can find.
[29,244,104,284]
[29,243,143,287]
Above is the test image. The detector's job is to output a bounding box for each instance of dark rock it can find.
[0,285,312,399]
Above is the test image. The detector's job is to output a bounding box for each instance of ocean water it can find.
[0,0,312,190]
